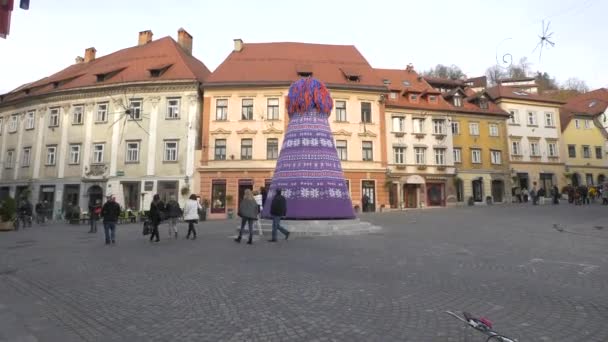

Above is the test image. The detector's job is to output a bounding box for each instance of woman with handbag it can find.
[183,194,202,240]
[149,194,164,243]
[234,189,259,245]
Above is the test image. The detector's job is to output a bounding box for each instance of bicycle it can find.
[446,311,518,342]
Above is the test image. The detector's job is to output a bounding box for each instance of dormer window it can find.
[453,94,462,107]
[410,94,418,102]
[390,92,398,99]
[479,97,489,109]
[296,64,313,78]
[402,80,411,86]
[52,82,59,88]
[428,95,437,103]
[341,68,360,82]
[383,79,390,85]
[347,75,360,82]
[95,68,126,83]
[297,71,313,77]
[24,89,30,95]
[148,64,172,78]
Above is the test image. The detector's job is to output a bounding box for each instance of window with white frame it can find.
[544,112,555,127]
[72,105,84,124]
[92,143,104,163]
[362,141,373,161]
[128,99,142,120]
[164,140,178,161]
[453,148,462,163]
[46,146,57,165]
[240,139,253,160]
[214,139,226,160]
[5,150,14,168]
[530,142,540,156]
[414,147,426,164]
[490,150,502,165]
[69,144,81,164]
[360,102,372,123]
[451,121,460,135]
[267,138,279,160]
[471,149,481,163]
[96,103,108,122]
[433,119,446,135]
[413,118,425,133]
[511,141,521,155]
[166,98,180,119]
[393,146,405,164]
[335,101,347,122]
[241,99,254,120]
[584,120,591,129]
[489,123,499,137]
[568,144,576,158]
[215,99,228,121]
[509,109,519,124]
[469,122,479,136]
[548,142,558,157]
[582,145,591,158]
[392,117,405,132]
[336,140,347,161]
[25,110,35,130]
[595,146,603,159]
[126,141,140,163]
[21,147,31,167]
[453,94,463,107]
[434,148,446,165]
[527,111,537,126]
[8,114,18,133]
[575,119,580,129]
[49,108,60,127]
[267,98,279,120]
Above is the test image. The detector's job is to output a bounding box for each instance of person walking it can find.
[149,194,164,243]
[35,201,46,224]
[183,194,201,240]
[88,199,102,233]
[551,185,560,204]
[235,189,258,245]
[530,183,538,205]
[522,188,529,203]
[269,188,290,242]
[253,190,264,235]
[165,195,182,239]
[602,184,608,205]
[100,195,120,245]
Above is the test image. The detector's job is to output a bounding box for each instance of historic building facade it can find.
[0,29,209,217]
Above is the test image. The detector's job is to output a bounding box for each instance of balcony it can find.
[395,164,406,170]
[436,165,446,171]
[417,165,427,170]
[433,133,447,140]
[413,132,426,139]
[393,132,405,137]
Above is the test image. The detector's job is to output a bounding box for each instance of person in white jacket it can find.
[183,194,202,240]
[253,190,263,236]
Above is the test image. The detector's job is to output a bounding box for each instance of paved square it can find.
[1,204,607,341]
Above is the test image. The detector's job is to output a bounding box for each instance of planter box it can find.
[0,221,13,231]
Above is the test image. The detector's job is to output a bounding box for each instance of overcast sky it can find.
[1,0,606,94]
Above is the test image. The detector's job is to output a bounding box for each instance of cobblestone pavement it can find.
[0,203,607,342]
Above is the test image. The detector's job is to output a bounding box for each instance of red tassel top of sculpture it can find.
[286,77,333,117]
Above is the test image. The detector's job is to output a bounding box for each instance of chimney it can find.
[138,30,153,46]
[233,38,243,52]
[84,47,96,63]
[75,56,84,64]
[177,28,193,55]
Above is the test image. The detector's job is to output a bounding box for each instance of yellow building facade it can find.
[561,116,607,186]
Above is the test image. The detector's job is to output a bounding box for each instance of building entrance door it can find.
[404,184,418,208]
[426,183,444,206]
[361,181,376,212]
[238,180,253,208]
[539,173,553,197]
[158,181,178,203]
[63,185,80,213]
[122,182,141,210]
[472,179,483,202]
[491,180,504,202]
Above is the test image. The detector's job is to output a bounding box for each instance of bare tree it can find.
[486,65,506,86]
[424,64,465,80]
[508,57,531,79]
[562,77,589,93]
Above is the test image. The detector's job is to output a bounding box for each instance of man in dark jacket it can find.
[100,195,120,245]
[165,195,182,239]
[269,189,290,242]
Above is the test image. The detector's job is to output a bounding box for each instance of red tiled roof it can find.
[1,36,211,105]
[205,42,386,91]
[423,76,464,87]
[486,85,566,105]
[560,88,608,131]
[464,76,487,88]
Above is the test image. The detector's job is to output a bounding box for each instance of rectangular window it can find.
[5,150,14,168]
[361,102,372,123]
[69,144,81,164]
[491,150,502,165]
[335,101,347,122]
[211,181,227,213]
[414,147,426,164]
[469,122,479,136]
[509,109,519,124]
[96,103,108,122]
[8,114,18,133]
[214,139,226,160]
[362,141,373,161]
[166,98,180,119]
[568,144,576,158]
[267,138,279,160]
[451,121,460,135]
[584,120,591,129]
[267,98,279,120]
[433,119,446,135]
[434,148,446,165]
[479,98,489,109]
[548,142,558,157]
[393,147,405,164]
[511,141,521,155]
[336,140,347,161]
[92,143,105,163]
[241,139,253,160]
[21,147,31,167]
[582,145,591,158]
[392,117,405,132]
[241,99,253,120]
[126,141,140,163]
[72,105,84,124]
[410,94,418,102]
[453,148,462,163]
[575,119,580,129]
[164,140,178,162]
[216,99,228,121]
[453,95,463,107]
[527,111,537,126]
[413,118,424,134]
[530,142,540,156]
[49,108,60,127]
[25,110,35,130]
[129,99,142,120]
[471,149,481,164]
[545,112,555,127]
[489,123,499,137]
[46,146,57,166]
[595,146,603,159]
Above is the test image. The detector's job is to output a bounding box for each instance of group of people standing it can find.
[514,183,560,205]
[564,184,608,205]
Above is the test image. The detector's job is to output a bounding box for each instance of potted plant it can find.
[0,197,17,231]
[226,194,234,219]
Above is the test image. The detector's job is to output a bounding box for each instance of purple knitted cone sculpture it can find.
[261,78,355,220]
